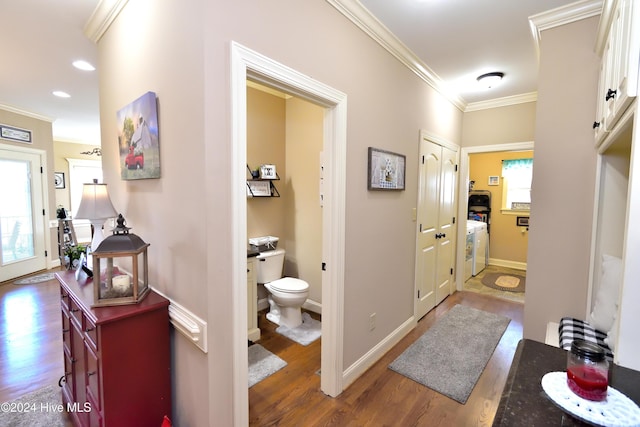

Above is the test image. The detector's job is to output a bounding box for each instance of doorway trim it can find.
[230,41,347,425]
[455,141,534,292]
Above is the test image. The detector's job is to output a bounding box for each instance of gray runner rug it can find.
[389,304,510,404]
[248,344,287,387]
[0,385,66,427]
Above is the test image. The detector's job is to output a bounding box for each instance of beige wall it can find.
[462,102,537,147]
[525,16,600,341]
[284,96,324,304]
[98,0,462,425]
[0,108,57,268]
[469,150,533,265]
[247,87,287,242]
[52,140,102,212]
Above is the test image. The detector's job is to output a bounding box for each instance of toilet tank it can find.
[255,248,285,283]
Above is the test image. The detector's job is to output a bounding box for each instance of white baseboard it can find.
[342,316,416,389]
[489,258,527,271]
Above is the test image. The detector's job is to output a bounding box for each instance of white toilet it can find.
[256,248,309,328]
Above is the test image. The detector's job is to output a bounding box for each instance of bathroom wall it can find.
[284,97,324,306]
[247,86,324,308]
[247,86,287,243]
[469,150,533,266]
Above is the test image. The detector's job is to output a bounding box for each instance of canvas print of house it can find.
[116,91,160,180]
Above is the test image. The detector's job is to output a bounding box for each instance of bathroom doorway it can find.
[231,42,347,426]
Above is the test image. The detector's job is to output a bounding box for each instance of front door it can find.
[0,147,47,281]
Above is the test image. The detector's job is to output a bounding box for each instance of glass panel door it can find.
[0,147,46,281]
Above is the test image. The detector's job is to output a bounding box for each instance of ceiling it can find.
[0,0,598,145]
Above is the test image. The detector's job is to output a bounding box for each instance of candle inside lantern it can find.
[112,274,131,292]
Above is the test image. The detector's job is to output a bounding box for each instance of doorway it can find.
[0,145,48,281]
[231,42,347,426]
[455,141,534,297]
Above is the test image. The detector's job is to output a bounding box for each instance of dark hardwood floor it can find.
[250,292,523,426]
[0,270,64,403]
[1,271,523,427]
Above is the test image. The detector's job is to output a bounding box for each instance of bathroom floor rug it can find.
[248,344,287,387]
[275,312,321,346]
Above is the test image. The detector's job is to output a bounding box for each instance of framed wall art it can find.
[54,172,65,189]
[116,91,160,180]
[367,147,406,191]
[488,176,500,186]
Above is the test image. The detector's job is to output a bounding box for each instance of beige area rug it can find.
[481,272,526,293]
[13,273,56,285]
[0,385,67,427]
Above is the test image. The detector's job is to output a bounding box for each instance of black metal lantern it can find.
[91,214,150,307]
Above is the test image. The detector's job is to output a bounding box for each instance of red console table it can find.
[56,270,171,427]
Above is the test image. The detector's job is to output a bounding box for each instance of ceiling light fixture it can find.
[52,90,71,98]
[477,72,504,89]
[72,60,96,71]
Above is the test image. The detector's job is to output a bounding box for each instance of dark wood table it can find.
[494,339,640,426]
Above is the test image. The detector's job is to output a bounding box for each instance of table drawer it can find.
[84,316,98,352]
[86,344,101,411]
[68,297,83,326]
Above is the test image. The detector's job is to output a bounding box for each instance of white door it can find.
[415,136,457,319]
[0,147,47,281]
[415,142,440,317]
[435,146,456,305]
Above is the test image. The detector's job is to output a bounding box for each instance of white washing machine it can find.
[464,223,475,281]
[468,220,488,276]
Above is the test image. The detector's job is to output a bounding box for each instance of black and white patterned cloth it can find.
[558,317,614,361]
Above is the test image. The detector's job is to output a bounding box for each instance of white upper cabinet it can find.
[595,0,640,144]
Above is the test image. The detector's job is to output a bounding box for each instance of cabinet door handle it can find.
[88,371,96,377]
[71,308,79,313]
[606,88,617,101]
[62,328,70,333]
[85,327,94,332]
[593,121,600,129]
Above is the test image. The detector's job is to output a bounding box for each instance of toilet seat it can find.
[267,277,309,293]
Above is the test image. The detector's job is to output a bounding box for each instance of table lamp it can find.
[75,179,118,254]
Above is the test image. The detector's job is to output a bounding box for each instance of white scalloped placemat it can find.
[541,371,640,427]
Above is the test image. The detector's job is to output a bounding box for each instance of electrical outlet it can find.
[369,313,376,331]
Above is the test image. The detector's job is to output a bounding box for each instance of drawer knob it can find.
[88,371,96,377]
[606,88,617,101]
[593,121,600,129]
[85,327,94,332]
[71,308,80,313]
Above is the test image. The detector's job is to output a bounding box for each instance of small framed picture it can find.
[247,180,272,197]
[54,172,65,189]
[367,147,406,191]
[488,176,500,186]
[260,164,277,179]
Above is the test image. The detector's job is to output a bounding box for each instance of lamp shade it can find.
[75,180,117,220]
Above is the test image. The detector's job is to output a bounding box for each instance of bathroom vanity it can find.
[247,251,260,341]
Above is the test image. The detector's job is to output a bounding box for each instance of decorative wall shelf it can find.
[246,164,280,197]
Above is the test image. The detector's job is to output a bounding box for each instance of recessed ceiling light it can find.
[72,60,95,71]
[477,72,504,89]
[53,91,71,98]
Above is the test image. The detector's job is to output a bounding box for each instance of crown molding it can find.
[326,0,466,111]
[465,92,538,112]
[84,0,129,43]
[529,0,603,60]
[0,103,54,123]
